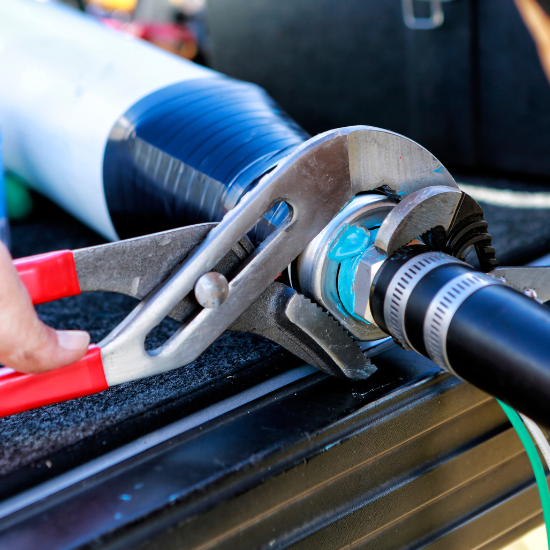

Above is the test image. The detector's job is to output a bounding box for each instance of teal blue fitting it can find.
[327,223,373,323]
[338,254,366,322]
[327,224,371,262]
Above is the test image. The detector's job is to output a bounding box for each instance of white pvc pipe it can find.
[0,0,219,240]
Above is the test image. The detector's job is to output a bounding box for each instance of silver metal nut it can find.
[194,272,229,308]
[353,247,387,324]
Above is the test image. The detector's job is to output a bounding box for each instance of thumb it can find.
[0,242,90,373]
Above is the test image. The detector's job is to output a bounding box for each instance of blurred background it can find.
[63,0,550,179]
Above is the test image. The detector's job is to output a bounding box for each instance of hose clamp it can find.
[423,272,503,374]
[383,252,463,350]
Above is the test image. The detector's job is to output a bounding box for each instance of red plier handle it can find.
[0,251,108,417]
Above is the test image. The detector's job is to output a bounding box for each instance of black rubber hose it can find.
[371,250,550,427]
[447,284,550,428]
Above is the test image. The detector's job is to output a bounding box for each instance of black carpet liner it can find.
[1,175,549,498]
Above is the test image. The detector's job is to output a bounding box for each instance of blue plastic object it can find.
[0,132,9,248]
[326,223,377,323]
[326,224,371,322]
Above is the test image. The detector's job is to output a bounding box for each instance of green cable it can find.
[497,399,550,548]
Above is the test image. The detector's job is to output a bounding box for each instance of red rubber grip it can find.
[14,250,81,305]
[0,346,108,417]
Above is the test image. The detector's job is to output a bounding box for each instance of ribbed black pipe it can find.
[104,77,308,240]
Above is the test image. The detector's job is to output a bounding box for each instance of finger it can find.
[0,242,90,373]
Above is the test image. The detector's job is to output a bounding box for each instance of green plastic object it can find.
[5,172,33,220]
[497,399,550,548]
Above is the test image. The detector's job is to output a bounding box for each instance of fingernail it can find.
[56,330,90,351]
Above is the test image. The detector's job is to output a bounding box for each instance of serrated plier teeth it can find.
[230,282,376,379]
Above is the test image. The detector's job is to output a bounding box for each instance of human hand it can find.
[0,241,90,373]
